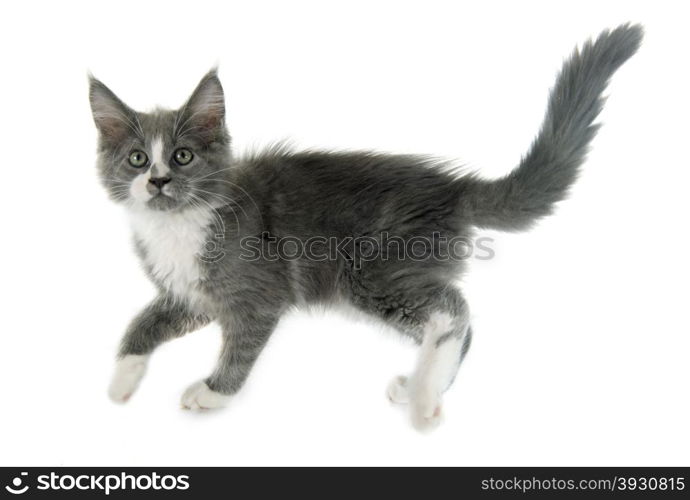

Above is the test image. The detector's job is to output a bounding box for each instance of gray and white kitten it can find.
[90,25,641,430]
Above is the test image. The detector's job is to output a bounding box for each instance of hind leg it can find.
[387,325,472,405]
[386,290,472,431]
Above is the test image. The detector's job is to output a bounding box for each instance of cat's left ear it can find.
[175,69,226,144]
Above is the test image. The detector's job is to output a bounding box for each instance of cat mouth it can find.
[150,190,171,198]
[147,192,181,210]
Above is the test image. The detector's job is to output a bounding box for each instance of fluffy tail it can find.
[460,23,643,231]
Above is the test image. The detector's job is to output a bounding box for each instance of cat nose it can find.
[149,176,171,189]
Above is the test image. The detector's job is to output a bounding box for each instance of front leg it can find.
[109,295,211,403]
[181,305,280,410]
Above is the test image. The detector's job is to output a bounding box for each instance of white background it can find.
[1,0,688,466]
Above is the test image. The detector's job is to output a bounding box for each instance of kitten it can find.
[90,25,642,430]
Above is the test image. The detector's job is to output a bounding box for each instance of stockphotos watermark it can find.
[4,471,189,495]
[200,231,495,266]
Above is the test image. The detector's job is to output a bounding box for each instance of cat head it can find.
[89,70,231,212]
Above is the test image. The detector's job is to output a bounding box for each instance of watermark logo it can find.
[3,472,190,496]
[5,472,29,495]
[237,231,495,269]
[198,232,227,263]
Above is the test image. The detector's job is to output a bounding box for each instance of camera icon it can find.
[5,472,29,495]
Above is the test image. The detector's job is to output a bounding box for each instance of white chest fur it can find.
[128,206,215,307]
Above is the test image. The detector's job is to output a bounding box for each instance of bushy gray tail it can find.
[460,24,643,231]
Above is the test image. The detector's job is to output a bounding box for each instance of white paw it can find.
[409,387,443,432]
[387,375,410,404]
[180,380,232,410]
[108,354,149,403]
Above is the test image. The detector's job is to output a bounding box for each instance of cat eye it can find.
[173,148,194,166]
[128,150,148,168]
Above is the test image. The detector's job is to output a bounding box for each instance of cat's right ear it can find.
[89,76,140,145]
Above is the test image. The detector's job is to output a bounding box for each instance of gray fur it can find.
[90,25,642,403]
[460,24,644,231]
[118,296,212,356]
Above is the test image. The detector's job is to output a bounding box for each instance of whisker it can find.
[191,178,264,229]
[188,192,240,236]
[192,188,250,221]
[188,167,238,182]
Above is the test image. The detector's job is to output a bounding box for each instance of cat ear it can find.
[89,76,141,145]
[175,69,226,143]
